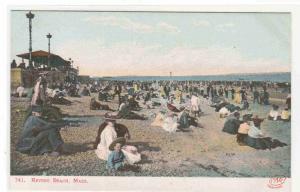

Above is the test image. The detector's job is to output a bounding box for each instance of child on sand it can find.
[107,138,126,176]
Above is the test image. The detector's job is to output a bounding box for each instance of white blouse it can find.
[248,125,263,138]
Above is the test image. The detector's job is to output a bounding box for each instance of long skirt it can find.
[243,136,287,150]
[236,133,247,145]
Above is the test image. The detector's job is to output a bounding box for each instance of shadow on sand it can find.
[63,141,94,155]
[127,141,161,153]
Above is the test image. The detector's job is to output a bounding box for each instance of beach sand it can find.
[10,92,290,177]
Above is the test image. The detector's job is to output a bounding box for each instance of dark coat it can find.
[222,116,241,134]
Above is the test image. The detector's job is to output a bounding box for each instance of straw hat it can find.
[109,137,126,151]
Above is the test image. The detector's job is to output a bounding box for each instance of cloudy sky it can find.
[10,11,291,76]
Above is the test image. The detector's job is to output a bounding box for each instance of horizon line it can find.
[82,71,291,78]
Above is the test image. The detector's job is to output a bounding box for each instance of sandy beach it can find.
[10,89,290,177]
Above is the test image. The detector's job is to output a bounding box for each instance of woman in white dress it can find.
[191,94,201,117]
[94,117,141,164]
[162,113,179,133]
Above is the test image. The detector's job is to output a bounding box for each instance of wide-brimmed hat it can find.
[252,115,264,127]
[104,113,117,121]
[109,137,126,151]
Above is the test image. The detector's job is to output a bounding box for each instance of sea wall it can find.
[11,68,66,89]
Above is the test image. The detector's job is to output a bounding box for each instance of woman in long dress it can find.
[94,118,141,164]
[243,116,287,150]
[234,88,242,104]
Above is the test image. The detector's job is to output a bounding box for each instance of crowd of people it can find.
[13,75,291,175]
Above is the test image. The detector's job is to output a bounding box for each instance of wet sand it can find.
[10,92,290,177]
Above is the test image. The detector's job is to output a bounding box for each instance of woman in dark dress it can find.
[222,112,241,134]
[243,116,287,150]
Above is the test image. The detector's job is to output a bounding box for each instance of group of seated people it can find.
[151,106,201,133]
[210,98,242,118]
[16,104,142,175]
[47,88,72,106]
[222,112,287,150]
[268,104,291,121]
[93,116,141,175]
[11,84,28,98]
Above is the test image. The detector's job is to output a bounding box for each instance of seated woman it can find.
[128,95,141,111]
[151,111,166,127]
[222,112,241,134]
[177,107,199,129]
[162,113,179,133]
[16,106,67,156]
[94,117,141,165]
[243,116,287,150]
[90,97,111,111]
[268,105,280,121]
[219,106,231,118]
[237,114,252,145]
[115,101,146,120]
[280,108,290,122]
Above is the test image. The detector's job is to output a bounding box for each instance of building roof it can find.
[17,50,70,67]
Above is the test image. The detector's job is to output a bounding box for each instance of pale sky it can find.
[10,11,291,76]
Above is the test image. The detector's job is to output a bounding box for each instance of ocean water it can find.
[100,72,291,83]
